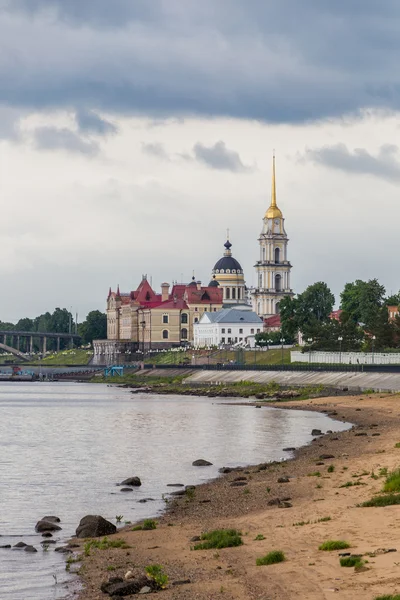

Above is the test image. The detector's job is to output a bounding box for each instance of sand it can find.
[70,394,400,600]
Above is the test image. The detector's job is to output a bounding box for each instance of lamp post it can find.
[372,335,376,364]
[307,338,313,365]
[280,338,285,366]
[338,336,343,364]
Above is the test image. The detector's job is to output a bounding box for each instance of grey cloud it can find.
[141,142,170,160]
[75,109,117,136]
[2,2,400,123]
[193,141,251,172]
[303,143,400,182]
[33,126,99,155]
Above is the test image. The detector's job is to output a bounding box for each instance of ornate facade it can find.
[211,239,250,310]
[252,156,294,318]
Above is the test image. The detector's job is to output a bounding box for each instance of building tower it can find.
[212,238,250,309]
[252,156,293,317]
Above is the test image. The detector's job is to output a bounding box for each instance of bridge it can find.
[0,330,81,360]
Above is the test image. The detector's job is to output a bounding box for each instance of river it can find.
[0,382,351,599]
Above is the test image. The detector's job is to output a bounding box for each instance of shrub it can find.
[339,481,366,488]
[374,595,400,600]
[142,519,157,530]
[145,564,169,589]
[395,443,400,449]
[254,534,265,541]
[256,550,285,566]
[308,471,321,477]
[339,556,363,567]
[383,470,400,493]
[193,529,243,550]
[317,516,331,522]
[327,465,335,473]
[319,540,350,551]
[360,494,400,507]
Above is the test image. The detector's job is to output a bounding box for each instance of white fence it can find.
[291,350,400,365]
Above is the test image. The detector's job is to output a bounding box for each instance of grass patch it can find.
[383,469,400,493]
[293,521,310,527]
[319,540,350,551]
[308,471,321,477]
[339,481,366,488]
[142,519,157,530]
[193,529,243,550]
[340,556,363,568]
[145,564,169,589]
[360,493,400,507]
[379,467,388,477]
[374,595,400,600]
[327,465,335,473]
[84,537,129,556]
[317,516,331,522]
[256,550,285,566]
[254,534,265,541]
[395,443,400,449]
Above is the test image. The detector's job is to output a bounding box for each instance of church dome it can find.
[188,276,197,287]
[213,240,243,274]
[208,275,220,287]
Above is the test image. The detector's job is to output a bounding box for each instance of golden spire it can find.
[265,153,283,219]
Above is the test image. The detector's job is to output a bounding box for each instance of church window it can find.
[163,314,169,324]
[237,288,241,299]
[181,328,188,339]
[194,318,198,323]
[162,330,169,339]
[181,313,188,324]
[275,274,282,292]
[275,248,280,263]
[232,269,236,273]
[232,288,236,299]
[226,288,230,299]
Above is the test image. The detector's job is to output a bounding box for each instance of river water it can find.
[0,382,351,599]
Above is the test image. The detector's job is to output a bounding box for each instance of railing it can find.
[142,362,400,373]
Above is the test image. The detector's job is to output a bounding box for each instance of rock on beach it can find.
[76,515,116,539]
[192,459,213,466]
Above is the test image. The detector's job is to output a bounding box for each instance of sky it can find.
[1,1,400,321]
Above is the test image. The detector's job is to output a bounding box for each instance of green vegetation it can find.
[142,519,157,530]
[145,564,169,589]
[339,481,366,488]
[317,516,332,522]
[193,529,243,550]
[84,537,129,556]
[394,443,400,448]
[256,550,285,566]
[360,493,400,507]
[374,595,400,600]
[254,534,265,540]
[383,469,400,493]
[65,555,81,571]
[28,348,93,366]
[308,471,321,477]
[293,521,310,527]
[327,465,335,473]
[379,467,388,477]
[318,540,350,551]
[340,556,364,568]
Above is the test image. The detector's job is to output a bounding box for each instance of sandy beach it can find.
[72,393,400,600]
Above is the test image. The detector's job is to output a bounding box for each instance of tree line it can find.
[257,279,400,352]
[0,308,107,350]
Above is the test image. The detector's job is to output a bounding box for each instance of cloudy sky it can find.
[1,0,400,321]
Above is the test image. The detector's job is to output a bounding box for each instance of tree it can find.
[384,292,400,307]
[79,311,107,344]
[280,282,335,341]
[340,279,385,329]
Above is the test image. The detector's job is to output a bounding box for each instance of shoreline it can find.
[71,392,400,600]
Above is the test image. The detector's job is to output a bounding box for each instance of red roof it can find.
[330,309,343,321]
[264,315,281,328]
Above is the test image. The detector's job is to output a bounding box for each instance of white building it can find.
[194,308,263,348]
[251,155,294,317]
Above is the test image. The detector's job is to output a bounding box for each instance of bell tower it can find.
[251,155,294,318]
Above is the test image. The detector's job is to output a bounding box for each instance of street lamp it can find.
[338,336,343,364]
[280,338,285,365]
[372,335,376,364]
[307,338,313,365]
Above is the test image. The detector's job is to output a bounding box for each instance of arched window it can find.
[275,247,280,263]
[181,328,188,340]
[232,288,236,299]
[162,330,169,339]
[275,274,282,292]
[194,317,198,323]
[226,288,230,299]
[262,247,266,261]
[181,313,188,324]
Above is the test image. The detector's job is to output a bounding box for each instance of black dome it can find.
[208,277,220,287]
[213,256,243,273]
[188,276,197,287]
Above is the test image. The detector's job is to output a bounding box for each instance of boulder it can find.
[41,516,61,523]
[311,429,322,436]
[167,483,184,487]
[277,476,290,483]
[35,520,62,533]
[139,587,152,594]
[0,544,11,549]
[102,577,156,596]
[192,459,213,467]
[13,542,27,548]
[120,487,134,492]
[319,454,335,460]
[120,477,142,487]
[282,447,296,452]
[42,532,53,538]
[170,489,186,496]
[76,515,117,539]
[24,545,38,552]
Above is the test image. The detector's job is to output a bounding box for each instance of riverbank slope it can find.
[73,393,400,600]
